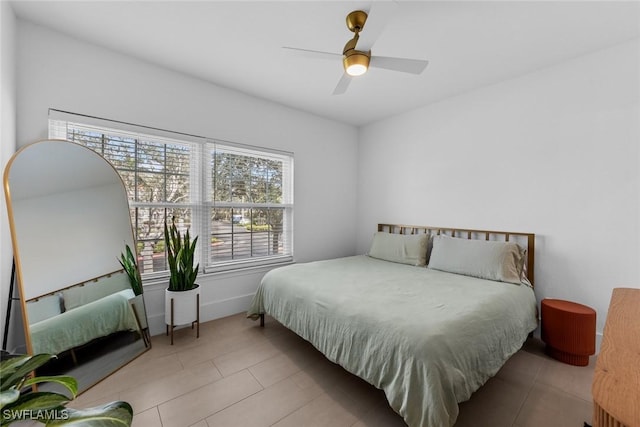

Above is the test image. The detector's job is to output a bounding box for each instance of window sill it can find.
[142,257,294,288]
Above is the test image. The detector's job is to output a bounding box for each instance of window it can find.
[49,110,293,277]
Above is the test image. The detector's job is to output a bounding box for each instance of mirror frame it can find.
[3,139,150,391]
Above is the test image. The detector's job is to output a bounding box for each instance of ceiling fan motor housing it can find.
[346,10,368,33]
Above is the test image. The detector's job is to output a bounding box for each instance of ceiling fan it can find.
[283,3,429,95]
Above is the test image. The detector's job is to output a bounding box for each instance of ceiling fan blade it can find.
[282,46,341,61]
[332,73,352,95]
[370,56,429,74]
[356,1,399,52]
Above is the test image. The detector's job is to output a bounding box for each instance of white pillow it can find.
[428,234,526,285]
[368,232,430,266]
[26,294,62,324]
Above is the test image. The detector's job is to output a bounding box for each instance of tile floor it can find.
[69,313,595,427]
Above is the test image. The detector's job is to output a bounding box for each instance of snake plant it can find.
[118,244,143,296]
[164,218,199,292]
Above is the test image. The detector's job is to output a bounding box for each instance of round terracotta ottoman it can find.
[541,298,596,366]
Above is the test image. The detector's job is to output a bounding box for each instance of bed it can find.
[28,287,140,356]
[247,224,538,427]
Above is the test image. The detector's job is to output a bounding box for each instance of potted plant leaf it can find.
[118,244,143,297]
[118,243,149,345]
[164,217,200,344]
[0,352,133,425]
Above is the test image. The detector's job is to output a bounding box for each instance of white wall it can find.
[12,17,638,349]
[0,0,22,352]
[357,39,640,346]
[12,183,133,300]
[16,21,358,335]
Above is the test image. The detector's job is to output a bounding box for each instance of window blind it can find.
[49,109,294,276]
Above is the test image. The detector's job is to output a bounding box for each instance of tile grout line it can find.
[509,358,544,427]
[195,368,267,424]
[127,362,227,415]
[534,356,595,404]
[209,372,319,427]
[157,406,165,427]
[215,347,283,378]
[156,369,263,425]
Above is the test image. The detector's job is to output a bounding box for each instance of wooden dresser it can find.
[592,288,640,427]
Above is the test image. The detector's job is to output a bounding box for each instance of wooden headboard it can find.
[377,223,536,287]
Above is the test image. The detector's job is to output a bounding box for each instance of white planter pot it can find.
[165,285,200,327]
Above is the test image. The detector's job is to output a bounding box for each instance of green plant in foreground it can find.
[118,244,143,296]
[0,353,132,426]
[165,218,199,292]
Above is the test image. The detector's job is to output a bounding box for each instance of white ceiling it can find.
[10,1,640,126]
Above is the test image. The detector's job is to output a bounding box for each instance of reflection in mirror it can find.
[3,139,150,393]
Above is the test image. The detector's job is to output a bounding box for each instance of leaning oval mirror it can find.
[3,139,150,393]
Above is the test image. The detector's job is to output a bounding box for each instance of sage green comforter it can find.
[30,289,139,355]
[247,255,537,427]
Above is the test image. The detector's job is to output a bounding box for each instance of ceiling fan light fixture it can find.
[344,51,370,76]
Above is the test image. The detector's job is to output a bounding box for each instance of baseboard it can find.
[595,332,603,354]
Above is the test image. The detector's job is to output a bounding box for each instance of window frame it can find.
[49,110,294,279]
